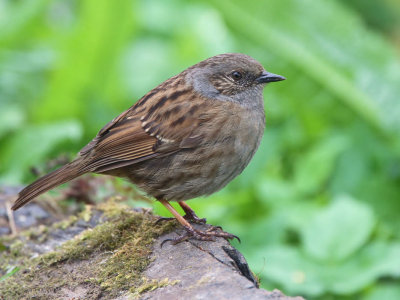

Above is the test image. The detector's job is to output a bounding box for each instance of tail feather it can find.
[12,161,85,210]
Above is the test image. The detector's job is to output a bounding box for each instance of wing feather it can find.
[78,76,213,174]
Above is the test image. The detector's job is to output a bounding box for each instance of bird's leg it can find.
[155,201,206,224]
[158,199,240,246]
[178,201,206,224]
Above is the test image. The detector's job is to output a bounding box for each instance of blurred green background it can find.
[1,0,400,298]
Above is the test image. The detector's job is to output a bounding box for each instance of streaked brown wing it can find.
[81,117,159,173]
[78,76,211,174]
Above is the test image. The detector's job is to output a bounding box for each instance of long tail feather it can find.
[12,160,85,210]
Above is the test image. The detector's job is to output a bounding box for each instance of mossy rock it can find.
[0,200,176,299]
[0,199,302,300]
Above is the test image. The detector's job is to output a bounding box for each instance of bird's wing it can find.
[78,77,216,173]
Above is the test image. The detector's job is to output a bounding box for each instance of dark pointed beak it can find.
[256,71,286,84]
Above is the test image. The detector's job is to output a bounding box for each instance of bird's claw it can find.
[155,214,207,225]
[160,225,240,247]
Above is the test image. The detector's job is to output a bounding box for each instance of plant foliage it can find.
[1,0,399,299]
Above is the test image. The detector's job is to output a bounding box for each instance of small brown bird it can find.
[12,53,285,243]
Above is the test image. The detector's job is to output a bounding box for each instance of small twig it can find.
[5,200,17,235]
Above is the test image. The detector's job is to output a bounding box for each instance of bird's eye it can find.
[230,71,243,81]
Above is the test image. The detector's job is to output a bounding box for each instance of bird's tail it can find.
[12,160,85,210]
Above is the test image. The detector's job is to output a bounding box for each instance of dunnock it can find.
[12,53,285,243]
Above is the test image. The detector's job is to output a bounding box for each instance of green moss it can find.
[54,215,78,230]
[8,240,24,258]
[132,277,179,297]
[97,196,131,218]
[0,202,177,299]
[90,209,176,295]
[79,204,93,222]
[0,237,31,274]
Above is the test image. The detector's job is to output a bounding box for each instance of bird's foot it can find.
[157,199,238,246]
[161,225,240,247]
[155,200,206,225]
[155,212,206,225]
[183,211,207,224]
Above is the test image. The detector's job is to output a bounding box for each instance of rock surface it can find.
[0,194,302,299]
[143,225,303,300]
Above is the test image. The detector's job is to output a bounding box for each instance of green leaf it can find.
[252,245,325,296]
[329,242,400,294]
[294,135,348,194]
[365,283,400,300]
[302,195,375,261]
[0,266,19,282]
[255,242,400,296]
[257,178,297,204]
[0,0,49,44]
[32,0,135,123]
[0,105,24,139]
